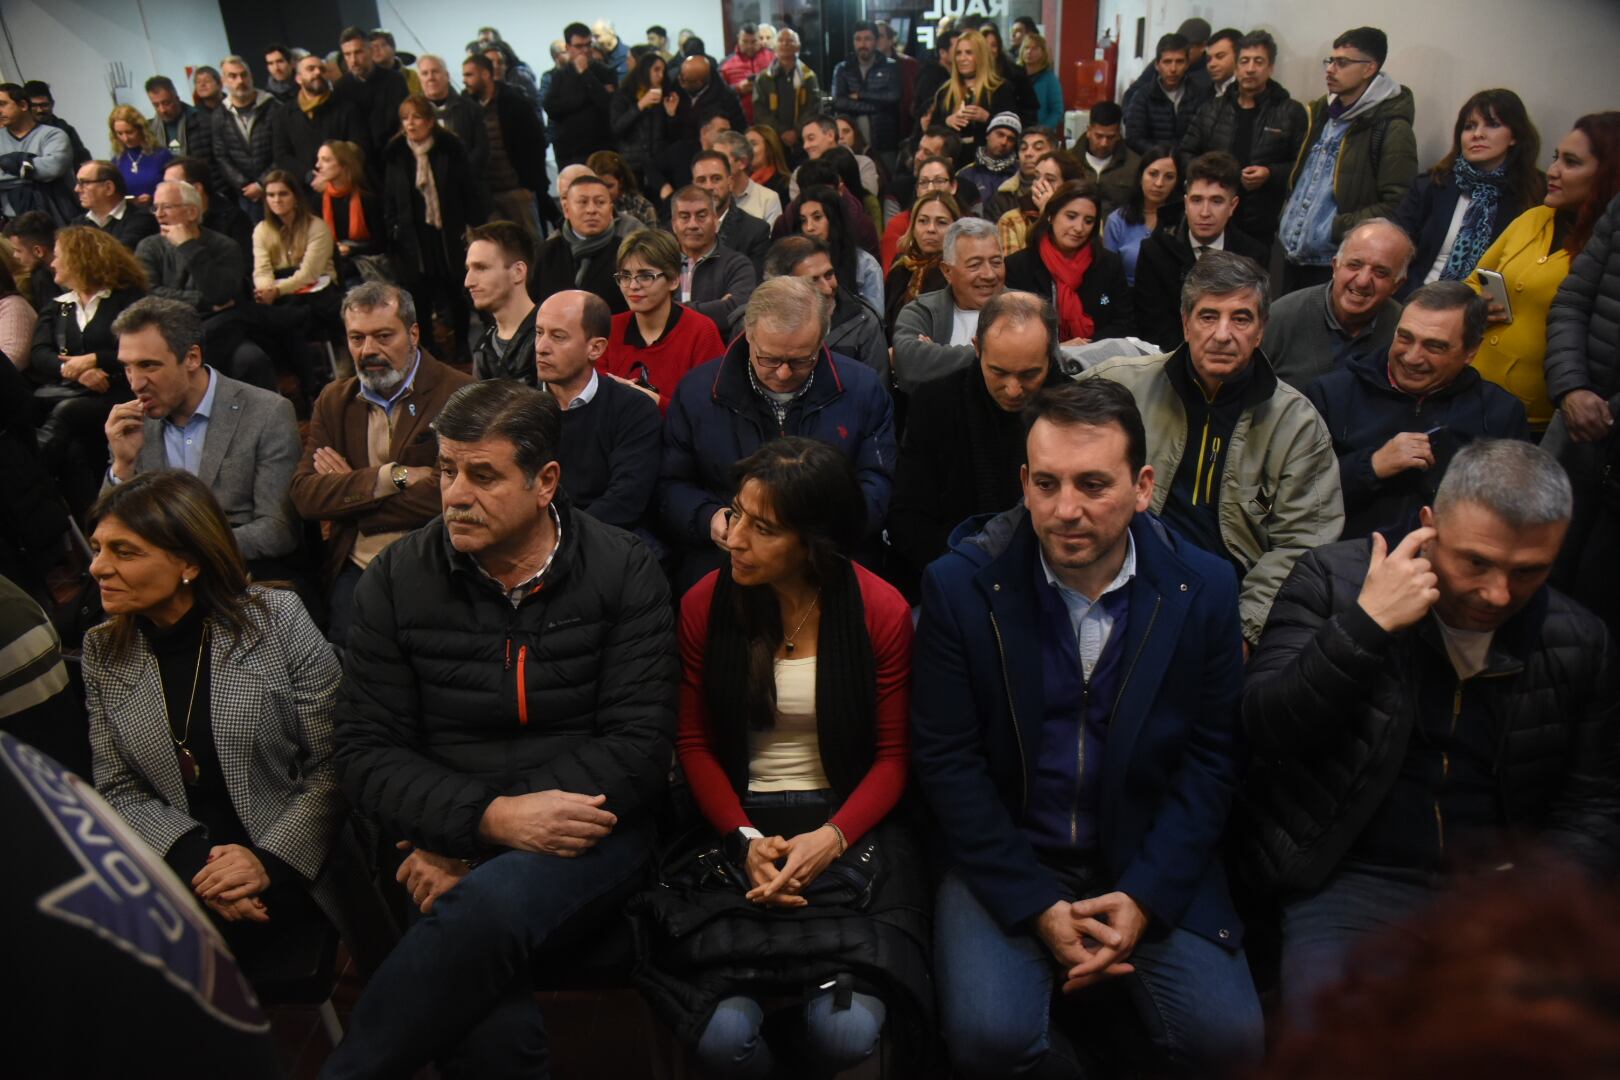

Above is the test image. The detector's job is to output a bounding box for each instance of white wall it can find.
[374,2,726,80]
[0,0,231,150]
[1096,0,1620,166]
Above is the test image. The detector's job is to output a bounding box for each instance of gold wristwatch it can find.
[391,464,409,491]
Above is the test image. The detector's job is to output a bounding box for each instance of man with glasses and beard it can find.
[289,282,472,646]
[661,275,895,590]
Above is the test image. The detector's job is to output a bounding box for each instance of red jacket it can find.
[676,562,913,845]
[600,303,725,413]
[720,48,775,125]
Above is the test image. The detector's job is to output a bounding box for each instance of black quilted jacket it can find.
[332,497,677,857]
[1237,538,1620,893]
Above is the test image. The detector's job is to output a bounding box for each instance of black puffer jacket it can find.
[472,304,538,385]
[333,500,678,858]
[210,92,281,193]
[1546,193,1620,405]
[1238,539,1620,893]
[1178,80,1307,238]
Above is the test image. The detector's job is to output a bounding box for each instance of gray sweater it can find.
[1261,282,1402,389]
[134,227,248,312]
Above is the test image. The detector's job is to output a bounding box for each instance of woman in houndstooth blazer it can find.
[82,469,352,964]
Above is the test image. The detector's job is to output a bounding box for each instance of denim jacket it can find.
[1278,119,1347,266]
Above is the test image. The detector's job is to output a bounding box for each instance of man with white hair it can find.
[661,275,896,589]
[892,217,1007,392]
[1241,437,1620,1023]
[752,28,820,150]
[135,180,249,321]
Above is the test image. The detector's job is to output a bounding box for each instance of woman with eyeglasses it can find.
[602,228,725,413]
[639,436,924,1079]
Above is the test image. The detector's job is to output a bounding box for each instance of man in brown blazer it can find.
[290,282,473,645]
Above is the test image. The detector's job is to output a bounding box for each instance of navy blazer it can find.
[1394,172,1527,300]
[911,506,1249,948]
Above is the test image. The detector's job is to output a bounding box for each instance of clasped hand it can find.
[193,844,271,923]
[479,789,618,856]
[395,840,470,914]
[1037,891,1149,993]
[744,825,843,907]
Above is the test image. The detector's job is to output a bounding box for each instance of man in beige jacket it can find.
[1080,251,1343,644]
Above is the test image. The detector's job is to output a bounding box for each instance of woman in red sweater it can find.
[675,437,912,1079]
[601,228,725,412]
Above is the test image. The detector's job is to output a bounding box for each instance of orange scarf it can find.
[323,185,370,243]
[751,164,778,188]
[1038,235,1095,341]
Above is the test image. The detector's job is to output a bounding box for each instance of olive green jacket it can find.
[1286,82,1419,242]
[1080,349,1345,642]
[753,62,823,137]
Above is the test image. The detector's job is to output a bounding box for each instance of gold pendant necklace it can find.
[782,592,820,655]
[165,623,209,786]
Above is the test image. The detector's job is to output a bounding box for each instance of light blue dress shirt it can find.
[1039,531,1138,680]
[162,365,218,475]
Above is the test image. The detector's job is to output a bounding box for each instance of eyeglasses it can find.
[751,349,821,374]
[917,176,953,190]
[611,270,666,286]
[1321,57,1374,70]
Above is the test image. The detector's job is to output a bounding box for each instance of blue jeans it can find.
[693,788,887,1078]
[933,870,1264,1078]
[319,827,651,1080]
[1279,866,1433,1028]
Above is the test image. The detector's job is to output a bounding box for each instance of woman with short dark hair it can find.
[383,94,486,364]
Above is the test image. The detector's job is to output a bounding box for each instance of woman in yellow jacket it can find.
[1469,113,1620,431]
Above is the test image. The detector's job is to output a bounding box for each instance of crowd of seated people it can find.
[3,12,1620,1080]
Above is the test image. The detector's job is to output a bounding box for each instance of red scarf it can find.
[1038,235,1095,342]
[750,164,778,188]
[322,184,370,243]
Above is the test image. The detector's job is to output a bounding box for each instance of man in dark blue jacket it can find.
[832,21,901,161]
[660,275,895,591]
[912,380,1263,1078]
[1306,281,1530,542]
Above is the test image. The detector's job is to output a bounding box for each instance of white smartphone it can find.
[1477,269,1513,324]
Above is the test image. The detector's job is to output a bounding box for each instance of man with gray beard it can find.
[289,283,473,645]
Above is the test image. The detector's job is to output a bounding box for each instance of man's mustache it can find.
[444,508,483,524]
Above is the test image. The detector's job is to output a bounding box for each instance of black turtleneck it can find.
[138,602,288,886]
[1162,347,1274,568]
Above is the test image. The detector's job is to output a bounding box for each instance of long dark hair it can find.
[1428,89,1544,210]
[621,53,666,102]
[87,471,266,661]
[820,145,868,202]
[1568,111,1620,256]
[1028,180,1104,256]
[702,438,875,797]
[1124,143,1181,226]
[795,185,859,295]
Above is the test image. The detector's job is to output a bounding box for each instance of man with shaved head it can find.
[533,289,662,529]
[669,53,748,153]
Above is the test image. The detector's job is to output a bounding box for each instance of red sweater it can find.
[600,303,725,413]
[676,563,913,846]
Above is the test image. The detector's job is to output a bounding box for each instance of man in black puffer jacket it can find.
[1239,438,1620,1026]
[325,380,677,1080]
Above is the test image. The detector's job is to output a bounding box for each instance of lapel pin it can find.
[408,402,417,417]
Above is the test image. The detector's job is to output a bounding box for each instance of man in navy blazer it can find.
[911,379,1263,1078]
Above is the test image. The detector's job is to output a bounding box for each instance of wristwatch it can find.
[722,826,763,864]
[391,464,410,491]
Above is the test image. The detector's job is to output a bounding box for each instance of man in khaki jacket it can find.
[1081,251,1343,644]
[289,282,473,645]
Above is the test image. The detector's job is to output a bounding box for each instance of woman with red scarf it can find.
[1003,180,1134,346]
[314,140,385,284]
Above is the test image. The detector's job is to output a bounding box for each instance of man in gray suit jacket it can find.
[102,297,300,565]
[892,217,1007,393]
